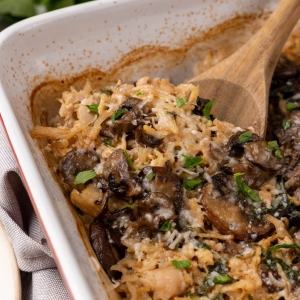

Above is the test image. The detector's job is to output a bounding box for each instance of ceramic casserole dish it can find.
[1,0,298,299]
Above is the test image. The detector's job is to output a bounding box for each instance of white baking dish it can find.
[0,0,290,299]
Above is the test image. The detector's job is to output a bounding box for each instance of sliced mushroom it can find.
[97,192,135,225]
[200,183,272,241]
[100,97,142,138]
[135,125,163,148]
[58,148,100,189]
[226,131,262,158]
[103,148,143,197]
[140,166,183,212]
[228,156,271,189]
[192,97,210,116]
[89,219,122,280]
[275,110,300,146]
[244,140,284,171]
[135,192,176,229]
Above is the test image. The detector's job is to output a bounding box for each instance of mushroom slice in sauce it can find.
[135,125,163,148]
[58,148,100,189]
[226,131,262,158]
[244,140,284,171]
[200,183,272,241]
[140,166,183,212]
[275,110,300,146]
[192,97,210,116]
[100,97,143,138]
[135,192,176,229]
[229,156,271,189]
[103,148,143,197]
[89,220,122,281]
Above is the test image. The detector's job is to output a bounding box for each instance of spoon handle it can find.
[195,0,300,88]
[245,0,300,78]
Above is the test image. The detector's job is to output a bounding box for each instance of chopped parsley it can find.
[112,108,127,123]
[234,173,261,202]
[270,243,300,252]
[196,241,211,250]
[267,140,283,159]
[286,102,297,111]
[122,203,135,210]
[213,275,234,284]
[101,137,115,147]
[86,103,99,113]
[176,97,188,108]
[146,171,155,180]
[90,91,94,95]
[183,179,203,190]
[171,260,191,269]
[182,154,204,168]
[203,98,215,120]
[238,131,253,143]
[135,91,144,96]
[100,89,113,95]
[264,250,298,282]
[123,150,133,168]
[282,120,292,130]
[159,220,172,232]
[73,170,96,185]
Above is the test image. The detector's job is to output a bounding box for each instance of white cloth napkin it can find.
[0,121,70,300]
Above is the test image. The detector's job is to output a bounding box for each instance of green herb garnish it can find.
[267,140,283,159]
[146,171,155,180]
[248,295,254,300]
[265,251,298,282]
[183,179,203,190]
[238,131,253,143]
[123,149,133,168]
[100,89,113,95]
[159,220,172,232]
[234,173,261,202]
[196,241,211,250]
[203,98,215,120]
[102,137,115,147]
[182,154,204,168]
[90,91,94,95]
[286,102,297,111]
[213,275,234,285]
[171,260,191,269]
[73,170,96,185]
[122,203,135,210]
[282,120,292,130]
[86,103,99,113]
[112,108,127,123]
[176,98,188,108]
[135,91,144,96]
[270,243,300,252]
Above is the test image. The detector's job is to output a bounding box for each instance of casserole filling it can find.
[32,57,300,299]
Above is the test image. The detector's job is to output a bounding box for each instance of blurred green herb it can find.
[86,103,99,113]
[0,0,93,22]
[203,98,215,120]
[238,131,252,143]
[282,120,292,130]
[73,170,96,185]
[159,220,172,232]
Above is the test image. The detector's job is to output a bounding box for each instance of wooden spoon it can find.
[189,0,300,137]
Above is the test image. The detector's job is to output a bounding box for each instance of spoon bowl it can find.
[189,0,300,137]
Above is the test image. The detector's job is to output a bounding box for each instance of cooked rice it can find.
[31,77,300,300]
